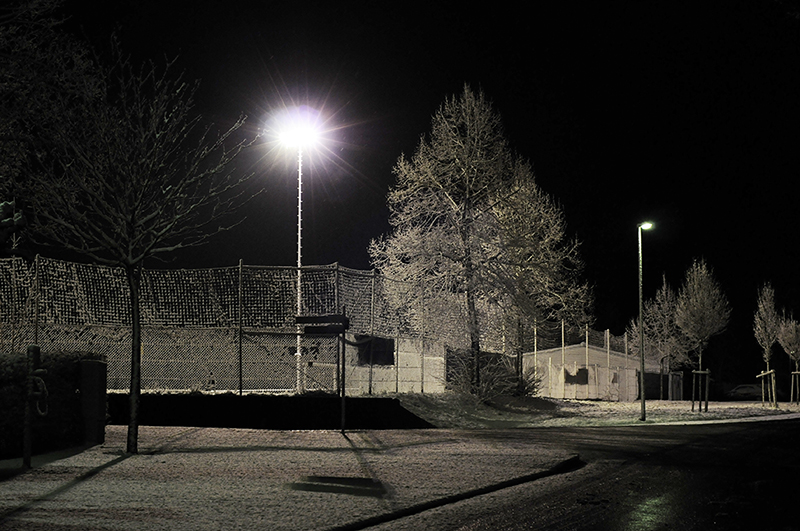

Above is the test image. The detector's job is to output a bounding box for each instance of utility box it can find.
[80,360,107,445]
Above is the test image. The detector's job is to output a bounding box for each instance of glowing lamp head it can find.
[639,222,654,230]
[277,106,322,149]
[279,124,319,148]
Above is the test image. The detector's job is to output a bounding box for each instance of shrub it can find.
[445,349,541,402]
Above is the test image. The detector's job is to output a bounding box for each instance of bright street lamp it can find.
[638,221,654,421]
[279,107,321,393]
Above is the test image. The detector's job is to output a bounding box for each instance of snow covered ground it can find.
[533,399,800,427]
[396,393,800,429]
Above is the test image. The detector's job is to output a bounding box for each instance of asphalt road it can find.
[366,419,800,530]
[3,418,798,530]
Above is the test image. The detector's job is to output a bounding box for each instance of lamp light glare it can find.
[640,222,654,230]
[276,106,323,149]
[279,125,319,148]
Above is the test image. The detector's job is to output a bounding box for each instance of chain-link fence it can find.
[0,256,630,395]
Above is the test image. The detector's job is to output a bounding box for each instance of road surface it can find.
[366,419,800,530]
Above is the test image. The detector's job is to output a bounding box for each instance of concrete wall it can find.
[345,336,446,395]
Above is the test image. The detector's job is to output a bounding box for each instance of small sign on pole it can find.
[296,315,350,432]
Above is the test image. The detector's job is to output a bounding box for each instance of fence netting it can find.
[0,256,629,394]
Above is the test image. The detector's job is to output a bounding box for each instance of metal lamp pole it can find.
[296,147,303,393]
[278,106,321,394]
[638,221,653,421]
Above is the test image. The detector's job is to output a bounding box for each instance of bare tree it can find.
[20,46,254,453]
[370,85,590,389]
[754,282,781,371]
[675,258,731,371]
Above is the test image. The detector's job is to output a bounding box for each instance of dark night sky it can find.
[61,1,800,375]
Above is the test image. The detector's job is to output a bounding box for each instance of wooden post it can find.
[792,371,800,404]
[692,370,710,412]
[757,370,777,408]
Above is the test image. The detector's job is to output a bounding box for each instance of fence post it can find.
[334,262,340,311]
[238,259,243,395]
[367,271,376,395]
[533,319,538,381]
[561,320,566,399]
[624,331,628,369]
[34,254,40,345]
[585,324,589,367]
[10,257,18,356]
[584,326,589,399]
[419,279,424,394]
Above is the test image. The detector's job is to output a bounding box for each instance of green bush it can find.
[0,349,105,459]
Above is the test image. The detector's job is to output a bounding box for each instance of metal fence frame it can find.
[0,256,630,395]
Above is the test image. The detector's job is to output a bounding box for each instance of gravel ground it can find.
[0,426,576,531]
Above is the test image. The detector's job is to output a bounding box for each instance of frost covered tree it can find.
[675,258,731,371]
[627,275,690,398]
[0,0,100,231]
[753,282,781,372]
[18,44,254,453]
[778,312,800,373]
[369,85,590,388]
[489,169,592,326]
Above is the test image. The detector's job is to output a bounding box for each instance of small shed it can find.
[524,343,661,402]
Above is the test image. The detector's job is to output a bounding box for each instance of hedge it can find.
[0,349,105,459]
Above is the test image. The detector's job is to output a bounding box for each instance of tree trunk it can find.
[465,276,481,387]
[459,203,482,389]
[125,264,142,454]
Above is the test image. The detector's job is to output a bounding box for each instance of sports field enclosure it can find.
[0,256,644,399]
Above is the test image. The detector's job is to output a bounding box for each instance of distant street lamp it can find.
[638,221,654,421]
[279,108,321,393]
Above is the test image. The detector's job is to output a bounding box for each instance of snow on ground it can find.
[396,393,800,429]
[532,399,800,427]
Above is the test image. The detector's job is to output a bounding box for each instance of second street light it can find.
[638,221,653,421]
[279,108,321,393]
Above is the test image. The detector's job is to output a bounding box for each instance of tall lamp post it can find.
[279,111,320,393]
[638,221,653,421]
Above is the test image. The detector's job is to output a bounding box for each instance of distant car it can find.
[725,384,762,400]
